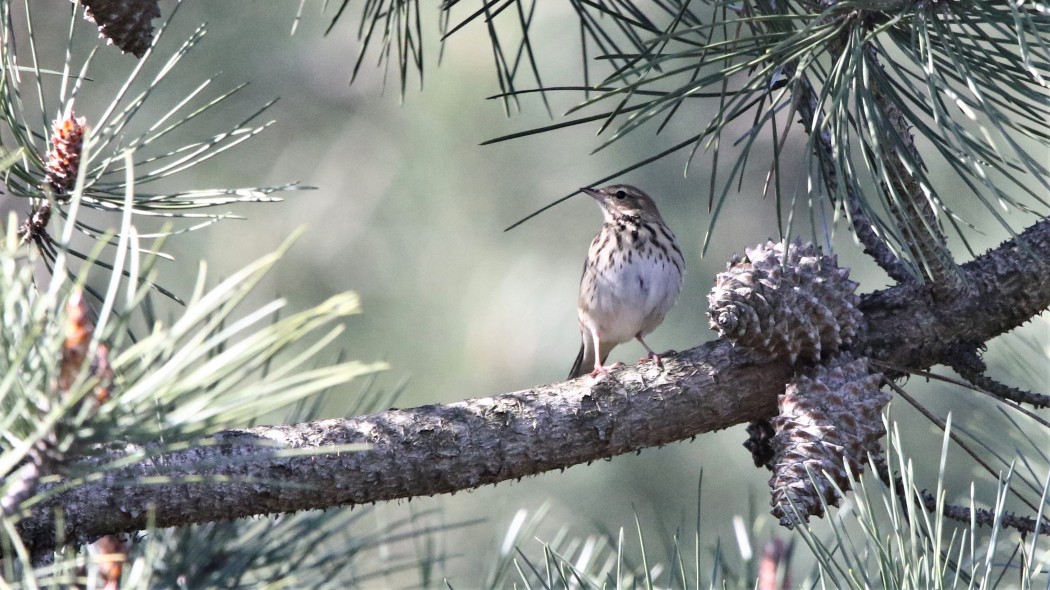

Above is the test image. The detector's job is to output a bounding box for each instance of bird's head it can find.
[581,184,665,224]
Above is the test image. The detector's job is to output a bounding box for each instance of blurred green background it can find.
[6,1,1048,585]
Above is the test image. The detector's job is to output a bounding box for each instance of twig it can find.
[949,345,1050,408]
[790,73,913,283]
[872,454,1050,535]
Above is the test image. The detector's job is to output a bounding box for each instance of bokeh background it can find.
[5,2,1048,586]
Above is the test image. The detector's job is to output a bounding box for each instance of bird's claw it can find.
[640,350,675,369]
[589,361,625,377]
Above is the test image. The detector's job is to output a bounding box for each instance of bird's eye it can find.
[615,190,627,199]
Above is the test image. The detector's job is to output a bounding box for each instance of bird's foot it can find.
[639,350,676,369]
[592,361,621,373]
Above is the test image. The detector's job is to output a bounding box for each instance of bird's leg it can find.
[589,329,608,376]
[636,335,672,369]
[588,329,623,376]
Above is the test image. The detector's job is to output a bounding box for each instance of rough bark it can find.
[13,217,1050,557]
[792,74,914,285]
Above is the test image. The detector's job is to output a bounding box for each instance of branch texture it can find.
[791,74,913,284]
[16,218,1050,556]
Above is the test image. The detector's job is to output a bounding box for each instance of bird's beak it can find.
[580,187,603,201]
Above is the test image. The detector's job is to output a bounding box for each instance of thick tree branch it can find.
[860,217,1050,369]
[21,343,790,558]
[15,218,1050,557]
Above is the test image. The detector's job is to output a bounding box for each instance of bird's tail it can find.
[568,343,592,379]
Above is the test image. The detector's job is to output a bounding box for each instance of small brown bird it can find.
[569,184,685,379]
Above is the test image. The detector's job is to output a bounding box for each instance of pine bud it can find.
[45,113,87,197]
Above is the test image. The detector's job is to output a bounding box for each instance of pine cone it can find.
[45,113,87,197]
[76,0,161,58]
[708,239,862,364]
[769,357,888,527]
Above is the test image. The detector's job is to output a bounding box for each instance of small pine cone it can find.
[744,419,776,469]
[58,289,115,406]
[708,239,862,365]
[769,357,888,527]
[45,113,87,197]
[92,535,129,588]
[18,201,52,242]
[58,288,93,394]
[76,0,161,58]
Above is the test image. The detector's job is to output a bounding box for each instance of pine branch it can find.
[872,453,1050,536]
[864,47,960,291]
[12,342,788,560]
[948,346,1050,408]
[14,216,1050,558]
[792,73,914,284]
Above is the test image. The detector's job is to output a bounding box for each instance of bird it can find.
[568,184,685,379]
